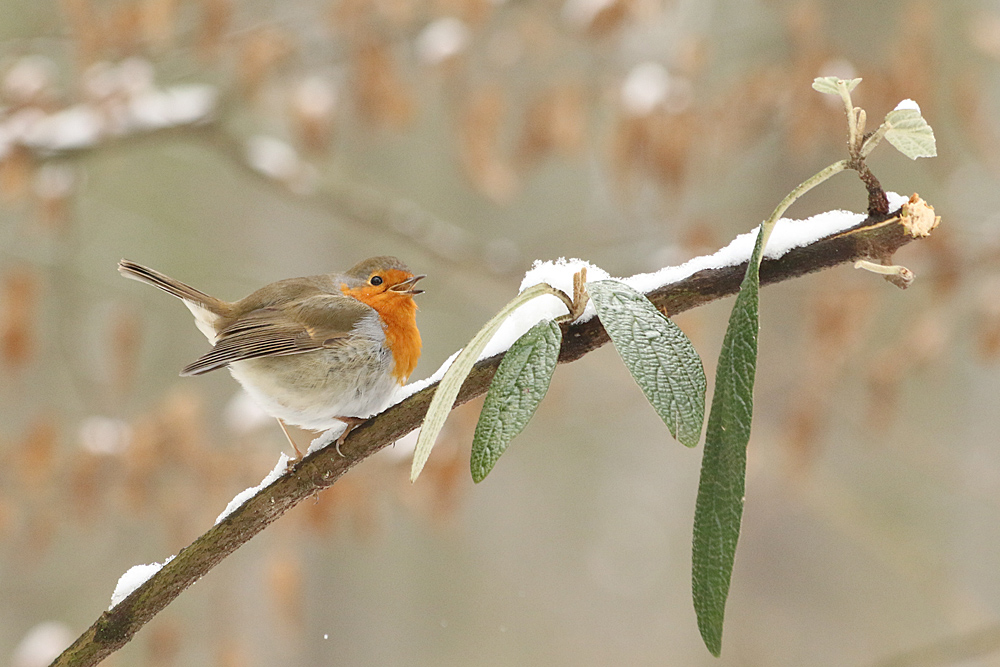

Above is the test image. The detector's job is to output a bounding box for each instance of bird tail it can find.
[117,259,228,316]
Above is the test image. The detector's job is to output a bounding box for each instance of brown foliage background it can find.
[1,1,998,665]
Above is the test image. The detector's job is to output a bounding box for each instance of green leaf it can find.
[587,280,706,447]
[411,282,562,482]
[470,320,561,483]
[811,76,861,95]
[691,228,764,657]
[883,106,937,159]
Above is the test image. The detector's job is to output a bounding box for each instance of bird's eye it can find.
[370,275,384,286]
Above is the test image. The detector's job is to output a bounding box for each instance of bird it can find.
[118,256,424,457]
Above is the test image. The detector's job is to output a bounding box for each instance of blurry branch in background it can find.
[14,83,517,279]
[51,208,928,667]
[191,125,518,276]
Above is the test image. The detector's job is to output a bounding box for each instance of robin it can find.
[118,256,424,457]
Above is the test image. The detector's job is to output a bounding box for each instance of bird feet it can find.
[277,419,304,460]
[277,417,367,460]
[333,416,367,457]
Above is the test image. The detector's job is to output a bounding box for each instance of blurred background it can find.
[0,0,996,665]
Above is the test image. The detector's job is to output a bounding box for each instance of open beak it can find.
[391,274,425,295]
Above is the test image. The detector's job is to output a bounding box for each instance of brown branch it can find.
[50,205,925,667]
[846,154,890,217]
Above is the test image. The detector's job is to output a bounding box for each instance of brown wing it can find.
[180,293,373,376]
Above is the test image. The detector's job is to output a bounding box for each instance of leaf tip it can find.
[696,608,725,656]
[410,442,430,482]
[679,435,701,449]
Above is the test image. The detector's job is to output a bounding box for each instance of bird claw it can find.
[332,416,366,457]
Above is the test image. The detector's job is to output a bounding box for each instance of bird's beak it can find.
[391,274,425,295]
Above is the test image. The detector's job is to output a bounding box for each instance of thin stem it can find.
[838,82,859,155]
[544,284,576,318]
[555,269,589,323]
[755,159,850,265]
[861,122,889,158]
[854,259,914,287]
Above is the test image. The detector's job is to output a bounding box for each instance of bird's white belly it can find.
[227,344,400,431]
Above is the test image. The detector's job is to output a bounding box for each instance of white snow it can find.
[306,422,348,455]
[481,258,610,358]
[308,192,909,452]
[215,452,291,524]
[625,190,909,294]
[109,556,174,609]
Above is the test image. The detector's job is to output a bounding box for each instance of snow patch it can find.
[109,556,174,609]
[215,453,291,524]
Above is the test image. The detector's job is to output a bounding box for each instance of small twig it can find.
[861,121,889,158]
[838,84,860,156]
[545,284,576,318]
[824,79,889,216]
[854,259,914,289]
[848,156,891,217]
[571,268,590,320]
[553,268,590,324]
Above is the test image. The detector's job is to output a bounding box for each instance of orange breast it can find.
[376,298,421,382]
[341,281,421,383]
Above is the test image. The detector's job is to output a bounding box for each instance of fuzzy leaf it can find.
[691,227,764,656]
[587,280,706,447]
[411,282,559,482]
[811,76,861,95]
[884,107,937,159]
[470,320,561,483]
